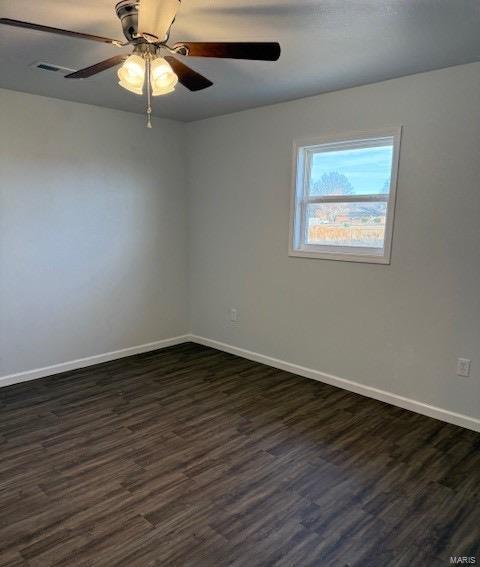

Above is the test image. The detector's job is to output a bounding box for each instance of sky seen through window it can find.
[311,145,394,195]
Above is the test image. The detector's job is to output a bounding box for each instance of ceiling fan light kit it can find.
[0,0,281,128]
[117,48,178,95]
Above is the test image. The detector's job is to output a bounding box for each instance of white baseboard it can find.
[2,333,478,433]
[188,335,480,433]
[0,335,190,389]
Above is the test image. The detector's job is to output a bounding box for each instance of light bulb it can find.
[118,54,145,95]
[151,57,178,96]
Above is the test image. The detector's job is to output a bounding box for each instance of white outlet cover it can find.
[456,358,471,377]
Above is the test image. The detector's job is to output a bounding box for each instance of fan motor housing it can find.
[115,0,141,44]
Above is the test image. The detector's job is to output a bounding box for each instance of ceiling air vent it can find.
[32,62,76,74]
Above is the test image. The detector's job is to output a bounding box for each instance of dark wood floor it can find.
[0,343,478,567]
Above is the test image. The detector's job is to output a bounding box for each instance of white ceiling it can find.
[1,0,479,121]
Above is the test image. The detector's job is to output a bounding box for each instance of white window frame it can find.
[289,127,402,264]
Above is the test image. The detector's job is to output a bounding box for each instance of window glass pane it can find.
[309,145,393,197]
[306,202,387,248]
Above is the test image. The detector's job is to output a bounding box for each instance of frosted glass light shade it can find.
[151,57,178,96]
[118,54,145,95]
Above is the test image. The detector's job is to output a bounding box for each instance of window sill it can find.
[288,248,391,264]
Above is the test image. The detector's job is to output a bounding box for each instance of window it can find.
[290,128,401,264]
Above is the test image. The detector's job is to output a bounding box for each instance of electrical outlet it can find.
[456,358,471,377]
[230,308,239,322]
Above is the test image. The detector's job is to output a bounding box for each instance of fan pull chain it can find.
[145,55,153,129]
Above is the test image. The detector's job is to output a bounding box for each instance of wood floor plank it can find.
[0,342,478,566]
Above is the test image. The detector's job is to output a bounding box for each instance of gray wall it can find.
[0,89,188,376]
[187,63,480,420]
[1,64,479,423]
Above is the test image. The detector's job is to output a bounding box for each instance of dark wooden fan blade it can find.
[0,18,121,45]
[173,42,281,61]
[164,56,213,92]
[65,55,128,79]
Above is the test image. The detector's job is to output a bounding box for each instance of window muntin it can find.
[290,129,401,264]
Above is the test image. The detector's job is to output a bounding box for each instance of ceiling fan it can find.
[0,0,281,127]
